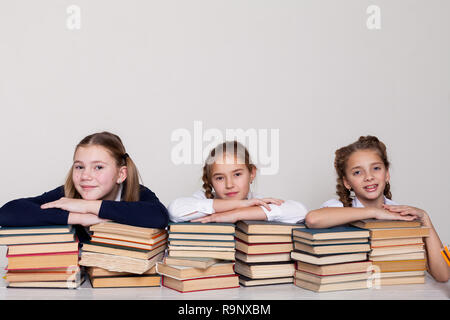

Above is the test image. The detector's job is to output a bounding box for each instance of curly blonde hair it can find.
[334,135,392,207]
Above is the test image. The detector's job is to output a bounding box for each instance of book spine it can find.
[234,238,291,246]
[6,251,79,258]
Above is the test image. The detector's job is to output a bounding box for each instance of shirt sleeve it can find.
[0,186,70,227]
[260,200,308,224]
[320,198,344,208]
[98,185,169,229]
[167,190,215,223]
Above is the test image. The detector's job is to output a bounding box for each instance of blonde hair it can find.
[64,132,141,201]
[202,141,257,199]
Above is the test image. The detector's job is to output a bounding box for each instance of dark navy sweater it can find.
[0,185,169,230]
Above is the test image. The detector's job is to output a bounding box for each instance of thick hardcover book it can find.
[91,230,167,247]
[235,229,292,244]
[168,222,235,234]
[79,251,164,274]
[295,260,373,276]
[294,269,372,285]
[7,279,84,289]
[163,256,220,269]
[369,227,430,240]
[237,220,305,235]
[238,274,293,287]
[81,241,166,260]
[0,229,75,245]
[235,238,293,254]
[235,250,292,263]
[89,222,163,239]
[89,274,161,288]
[91,235,167,251]
[369,259,426,272]
[168,249,235,261]
[351,219,421,229]
[7,240,79,256]
[292,225,369,241]
[234,260,295,279]
[292,241,370,255]
[291,250,368,265]
[6,251,79,271]
[0,225,72,235]
[168,232,235,241]
[156,262,235,280]
[162,274,240,293]
[5,267,81,282]
[168,239,235,248]
[294,277,369,292]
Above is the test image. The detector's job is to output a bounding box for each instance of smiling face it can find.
[343,149,390,206]
[210,154,256,200]
[72,145,127,201]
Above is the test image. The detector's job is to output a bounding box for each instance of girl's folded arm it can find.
[0,187,69,227]
[261,200,308,224]
[98,186,169,229]
[305,207,376,228]
[167,192,214,223]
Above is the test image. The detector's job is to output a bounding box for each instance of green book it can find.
[292,225,370,241]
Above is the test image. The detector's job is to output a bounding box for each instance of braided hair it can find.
[202,141,256,199]
[334,135,392,207]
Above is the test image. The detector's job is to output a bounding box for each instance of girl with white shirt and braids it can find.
[168,141,307,225]
[305,135,449,282]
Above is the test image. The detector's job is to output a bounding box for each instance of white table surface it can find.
[1,246,448,300]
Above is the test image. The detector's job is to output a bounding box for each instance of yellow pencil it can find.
[441,246,450,267]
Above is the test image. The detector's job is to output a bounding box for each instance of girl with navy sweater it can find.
[0,132,169,232]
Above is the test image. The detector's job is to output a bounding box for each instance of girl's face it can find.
[210,154,256,200]
[343,149,390,205]
[72,145,127,201]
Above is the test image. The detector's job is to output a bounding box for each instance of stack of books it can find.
[351,219,430,286]
[158,222,239,293]
[79,222,167,288]
[0,225,82,289]
[234,221,300,287]
[290,225,372,292]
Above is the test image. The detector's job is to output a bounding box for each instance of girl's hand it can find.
[41,197,101,215]
[240,198,284,211]
[373,207,418,221]
[190,212,238,224]
[382,204,429,224]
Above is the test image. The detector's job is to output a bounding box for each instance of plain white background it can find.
[0,1,449,244]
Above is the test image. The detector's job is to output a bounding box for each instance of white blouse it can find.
[167,190,308,224]
[320,196,397,208]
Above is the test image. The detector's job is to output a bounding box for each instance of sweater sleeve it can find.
[0,186,70,227]
[98,185,169,229]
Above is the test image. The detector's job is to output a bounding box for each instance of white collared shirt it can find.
[167,190,308,224]
[114,184,123,202]
[320,196,397,208]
